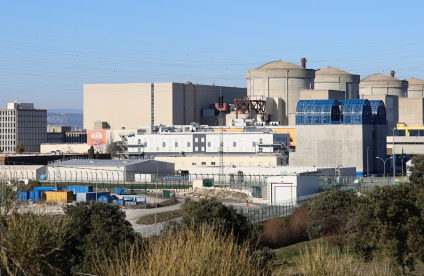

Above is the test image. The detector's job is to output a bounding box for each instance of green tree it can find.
[349,184,424,274]
[179,198,253,243]
[408,154,424,186]
[96,151,100,159]
[88,146,95,159]
[63,202,137,274]
[307,189,356,242]
[15,143,25,153]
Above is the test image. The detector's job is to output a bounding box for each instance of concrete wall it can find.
[155,155,285,171]
[300,89,345,101]
[398,98,424,126]
[0,165,47,181]
[360,94,398,135]
[84,83,152,130]
[291,124,377,174]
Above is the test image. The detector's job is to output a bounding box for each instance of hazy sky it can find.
[1,0,423,109]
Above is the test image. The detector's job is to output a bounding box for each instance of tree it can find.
[88,146,94,159]
[96,151,100,159]
[15,143,25,153]
[408,154,424,186]
[349,184,424,274]
[179,198,253,243]
[106,130,121,159]
[307,189,356,242]
[63,202,137,274]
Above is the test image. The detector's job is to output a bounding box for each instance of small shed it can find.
[267,175,319,205]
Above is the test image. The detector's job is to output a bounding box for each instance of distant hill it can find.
[47,112,83,130]
[48,109,83,114]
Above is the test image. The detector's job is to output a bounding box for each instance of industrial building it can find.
[314,67,360,99]
[0,165,47,181]
[83,82,246,130]
[124,123,290,160]
[406,78,424,98]
[290,99,387,175]
[246,59,315,125]
[0,102,47,153]
[359,72,408,97]
[46,159,174,182]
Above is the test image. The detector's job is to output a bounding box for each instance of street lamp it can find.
[367,147,369,180]
[401,156,406,176]
[376,156,392,180]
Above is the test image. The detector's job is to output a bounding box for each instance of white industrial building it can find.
[124,123,290,159]
[267,175,320,204]
[46,159,174,182]
[0,102,47,153]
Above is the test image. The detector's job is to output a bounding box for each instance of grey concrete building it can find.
[314,67,360,99]
[406,77,424,98]
[83,82,246,130]
[359,73,408,97]
[0,102,47,153]
[300,89,346,101]
[359,94,398,135]
[398,98,424,126]
[246,59,315,125]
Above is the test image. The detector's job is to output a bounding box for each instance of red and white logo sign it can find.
[246,203,250,208]
[88,130,107,146]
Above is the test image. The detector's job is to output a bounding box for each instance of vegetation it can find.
[15,142,25,153]
[94,223,273,276]
[96,151,100,159]
[349,184,424,274]
[63,202,137,274]
[88,145,95,159]
[135,209,185,224]
[409,154,424,186]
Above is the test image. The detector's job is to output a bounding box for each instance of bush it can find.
[307,189,356,245]
[0,212,71,275]
[258,205,309,248]
[94,223,273,276]
[348,184,424,274]
[179,198,253,243]
[63,202,137,274]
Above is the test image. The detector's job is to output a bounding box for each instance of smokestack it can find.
[390,70,395,77]
[301,57,307,68]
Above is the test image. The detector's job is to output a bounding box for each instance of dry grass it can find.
[93,224,272,276]
[274,241,394,276]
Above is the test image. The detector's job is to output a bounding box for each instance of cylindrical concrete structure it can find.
[246,60,315,125]
[314,67,360,99]
[359,74,408,98]
[406,78,424,98]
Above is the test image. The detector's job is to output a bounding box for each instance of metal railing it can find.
[135,216,184,238]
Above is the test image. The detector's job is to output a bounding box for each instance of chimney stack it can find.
[390,70,395,77]
[301,57,307,68]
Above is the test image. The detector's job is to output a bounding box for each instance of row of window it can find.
[190,162,275,166]
[1,140,15,145]
[0,116,15,121]
[136,136,274,143]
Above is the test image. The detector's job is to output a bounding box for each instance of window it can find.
[195,137,198,142]
[201,137,205,142]
[259,148,263,153]
[156,147,159,151]
[239,162,244,166]
[192,162,197,165]
[195,146,198,151]
[162,142,166,147]
[201,162,206,165]
[207,142,211,147]
[201,146,205,151]
[233,142,236,147]
[169,147,172,151]
[211,162,216,165]
[175,142,178,147]
[138,139,141,144]
[187,142,190,147]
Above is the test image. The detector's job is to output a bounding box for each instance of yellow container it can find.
[42,191,73,203]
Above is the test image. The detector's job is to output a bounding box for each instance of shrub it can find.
[179,198,253,243]
[0,212,71,275]
[257,205,309,248]
[94,223,273,276]
[349,184,424,274]
[64,202,137,274]
[307,189,355,246]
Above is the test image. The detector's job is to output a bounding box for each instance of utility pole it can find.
[218,88,224,188]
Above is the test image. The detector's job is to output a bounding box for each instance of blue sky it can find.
[1,0,423,109]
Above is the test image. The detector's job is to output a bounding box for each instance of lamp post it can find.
[401,156,406,176]
[155,162,158,235]
[367,147,369,181]
[391,127,396,185]
[376,157,392,184]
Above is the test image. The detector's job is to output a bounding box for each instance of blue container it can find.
[123,196,134,201]
[29,191,42,201]
[34,187,62,191]
[111,195,119,200]
[135,196,146,203]
[40,174,47,180]
[113,199,124,205]
[114,188,127,195]
[16,191,29,201]
[125,201,137,206]
[98,195,113,203]
[76,191,110,202]
[67,186,93,194]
